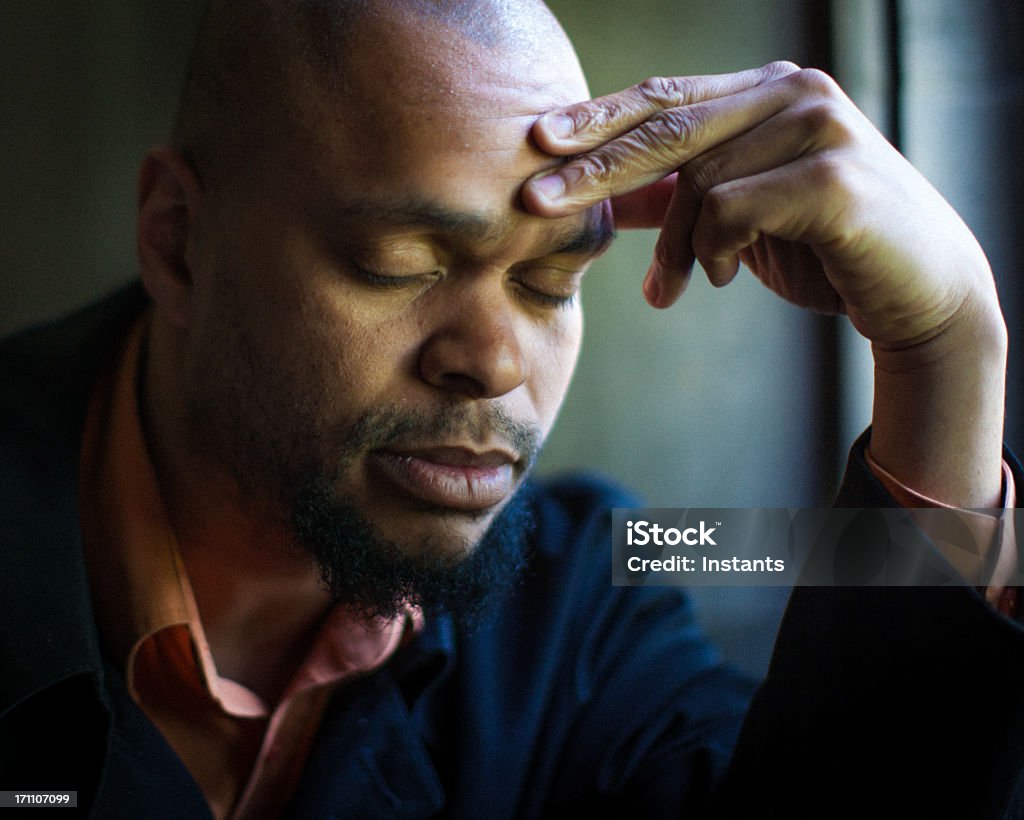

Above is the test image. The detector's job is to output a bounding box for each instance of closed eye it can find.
[512,267,584,310]
[515,282,578,308]
[350,264,441,289]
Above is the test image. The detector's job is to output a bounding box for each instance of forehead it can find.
[267,6,590,237]
[338,1,588,112]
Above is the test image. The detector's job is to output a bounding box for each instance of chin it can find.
[291,475,536,624]
[370,507,502,557]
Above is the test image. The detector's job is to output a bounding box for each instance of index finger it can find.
[533,61,799,155]
[522,75,796,218]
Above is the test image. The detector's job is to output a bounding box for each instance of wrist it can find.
[870,279,1007,376]
[869,283,1007,509]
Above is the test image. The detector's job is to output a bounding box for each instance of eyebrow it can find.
[333,196,615,259]
[549,210,616,257]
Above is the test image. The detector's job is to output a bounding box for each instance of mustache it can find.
[332,402,543,470]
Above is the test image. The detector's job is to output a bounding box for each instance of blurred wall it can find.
[897,0,1024,456]
[0,1,204,337]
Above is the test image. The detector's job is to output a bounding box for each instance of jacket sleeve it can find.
[711,430,1024,819]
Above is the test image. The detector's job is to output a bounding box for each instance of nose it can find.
[418,281,528,399]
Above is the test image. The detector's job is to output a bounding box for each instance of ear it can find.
[136,146,204,327]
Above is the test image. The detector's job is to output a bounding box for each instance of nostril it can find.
[435,371,487,399]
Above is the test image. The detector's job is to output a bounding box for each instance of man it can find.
[2,1,1022,818]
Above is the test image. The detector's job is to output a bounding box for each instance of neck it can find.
[141,316,334,704]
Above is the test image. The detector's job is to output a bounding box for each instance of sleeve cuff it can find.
[866,447,1017,608]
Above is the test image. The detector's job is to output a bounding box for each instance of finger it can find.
[644,104,827,307]
[692,162,821,263]
[641,184,741,308]
[702,255,743,289]
[523,77,798,218]
[642,178,695,307]
[533,61,800,155]
[690,158,845,312]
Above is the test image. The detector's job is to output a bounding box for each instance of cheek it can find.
[528,308,583,426]
[294,286,415,416]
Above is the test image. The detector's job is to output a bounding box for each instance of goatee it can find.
[292,479,536,627]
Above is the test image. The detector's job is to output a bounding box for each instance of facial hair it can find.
[290,403,541,625]
[293,476,536,626]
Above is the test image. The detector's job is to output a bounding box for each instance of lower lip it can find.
[368,452,515,511]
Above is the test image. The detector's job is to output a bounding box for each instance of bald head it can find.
[172,0,574,187]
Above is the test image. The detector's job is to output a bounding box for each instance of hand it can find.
[522,63,1007,508]
[522,62,999,350]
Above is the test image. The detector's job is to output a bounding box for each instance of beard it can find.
[293,474,537,626]
[287,403,542,625]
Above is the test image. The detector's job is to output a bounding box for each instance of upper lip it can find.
[378,444,519,469]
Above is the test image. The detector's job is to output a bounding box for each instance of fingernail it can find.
[529,173,566,205]
[541,113,575,140]
[643,263,662,305]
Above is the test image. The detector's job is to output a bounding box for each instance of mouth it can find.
[367,446,519,512]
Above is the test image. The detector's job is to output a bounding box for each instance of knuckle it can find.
[574,96,629,135]
[564,105,598,135]
[570,150,618,190]
[701,187,732,222]
[800,101,857,147]
[557,98,618,138]
[677,155,721,196]
[642,107,704,154]
[763,60,802,80]
[791,67,842,98]
[808,153,852,195]
[636,75,693,108]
